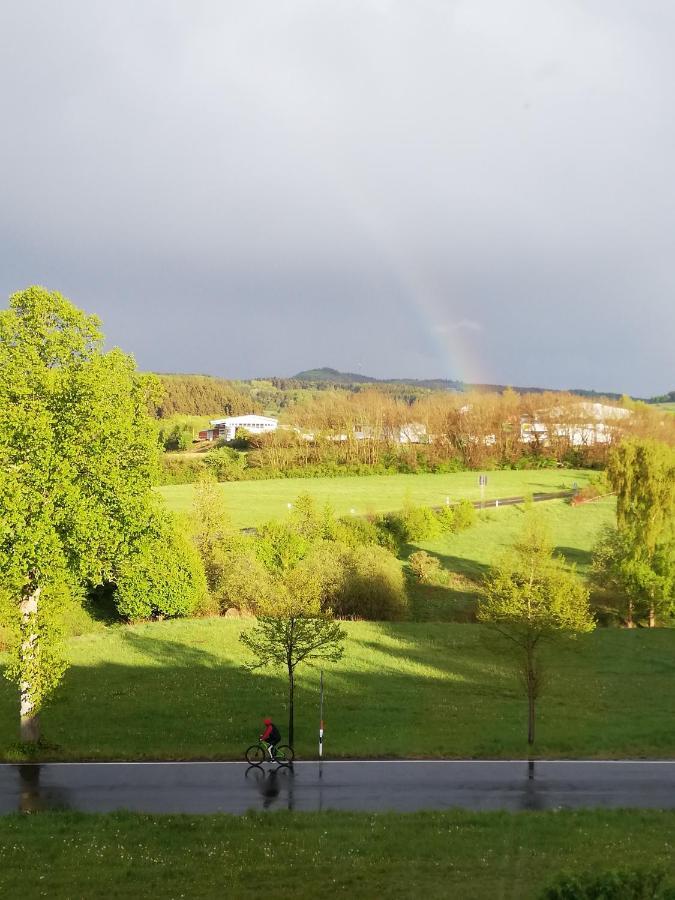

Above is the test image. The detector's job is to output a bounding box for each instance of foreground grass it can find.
[1,619,673,760]
[157,468,591,526]
[0,809,673,899]
[407,497,615,620]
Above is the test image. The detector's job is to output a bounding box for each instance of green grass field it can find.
[2,618,673,760]
[0,809,672,899]
[157,469,592,527]
[406,497,615,620]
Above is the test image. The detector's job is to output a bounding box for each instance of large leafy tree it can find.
[0,286,159,742]
[601,439,675,627]
[478,515,594,745]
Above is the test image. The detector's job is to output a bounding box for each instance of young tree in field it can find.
[240,584,346,748]
[0,286,159,742]
[190,473,232,592]
[602,439,675,627]
[478,516,594,745]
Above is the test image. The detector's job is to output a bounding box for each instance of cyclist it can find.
[260,717,281,759]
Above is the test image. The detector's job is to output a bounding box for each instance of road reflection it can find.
[519,760,547,811]
[16,765,71,814]
[245,765,296,810]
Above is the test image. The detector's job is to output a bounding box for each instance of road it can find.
[1,760,674,815]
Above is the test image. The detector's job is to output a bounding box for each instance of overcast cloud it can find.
[1,1,673,395]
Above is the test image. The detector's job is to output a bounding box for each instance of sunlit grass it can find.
[157,469,591,526]
[406,497,616,620]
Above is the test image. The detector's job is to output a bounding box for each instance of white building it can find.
[199,414,278,442]
[520,402,631,447]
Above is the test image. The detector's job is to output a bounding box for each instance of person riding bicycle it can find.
[260,718,281,759]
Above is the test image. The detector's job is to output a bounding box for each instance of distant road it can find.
[462,489,574,510]
[1,760,674,815]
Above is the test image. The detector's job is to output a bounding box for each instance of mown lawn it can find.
[1,619,673,760]
[0,809,673,899]
[157,468,591,526]
[406,497,615,620]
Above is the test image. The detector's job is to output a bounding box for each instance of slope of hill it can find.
[290,367,628,398]
[292,367,379,384]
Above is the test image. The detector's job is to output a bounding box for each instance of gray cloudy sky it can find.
[1,1,673,395]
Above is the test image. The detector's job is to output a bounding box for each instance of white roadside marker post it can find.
[319,670,324,760]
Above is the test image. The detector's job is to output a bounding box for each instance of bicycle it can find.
[245,740,294,766]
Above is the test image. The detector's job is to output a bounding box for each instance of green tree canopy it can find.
[0,286,160,741]
[603,438,675,626]
[478,514,594,744]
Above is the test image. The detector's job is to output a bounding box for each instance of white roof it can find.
[209,414,278,426]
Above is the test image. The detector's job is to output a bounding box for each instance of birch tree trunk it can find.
[19,576,41,744]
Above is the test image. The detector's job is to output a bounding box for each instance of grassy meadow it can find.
[1,809,673,899]
[157,468,592,527]
[406,496,615,620]
[1,619,673,760]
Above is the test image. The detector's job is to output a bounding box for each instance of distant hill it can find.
[293,367,379,384]
[290,367,629,399]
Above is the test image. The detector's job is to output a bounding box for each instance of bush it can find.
[215,546,278,614]
[435,505,456,532]
[333,545,408,620]
[385,504,442,543]
[453,499,477,531]
[572,470,610,504]
[540,867,673,900]
[114,515,209,621]
[335,515,384,548]
[409,550,442,583]
[159,456,207,484]
[204,447,247,481]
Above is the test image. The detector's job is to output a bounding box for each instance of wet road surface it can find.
[1,760,674,815]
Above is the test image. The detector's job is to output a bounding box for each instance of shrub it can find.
[334,545,408,620]
[572,470,610,505]
[204,447,247,481]
[453,498,477,531]
[255,521,311,572]
[159,456,207,484]
[540,867,673,900]
[409,550,442,583]
[163,423,191,451]
[215,547,278,614]
[435,505,456,532]
[385,504,442,543]
[335,515,383,548]
[114,514,209,621]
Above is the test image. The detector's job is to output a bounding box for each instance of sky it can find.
[1,1,673,396]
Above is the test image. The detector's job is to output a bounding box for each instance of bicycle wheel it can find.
[245,744,266,765]
[275,745,294,765]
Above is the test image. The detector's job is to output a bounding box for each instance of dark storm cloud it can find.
[1,1,673,394]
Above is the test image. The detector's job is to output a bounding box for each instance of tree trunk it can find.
[626,597,635,629]
[527,683,535,746]
[19,576,41,745]
[288,663,295,749]
[526,648,536,746]
[648,604,655,628]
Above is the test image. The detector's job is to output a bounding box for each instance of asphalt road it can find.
[1,760,674,815]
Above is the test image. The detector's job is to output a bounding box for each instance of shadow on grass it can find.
[554,545,593,570]
[2,624,674,762]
